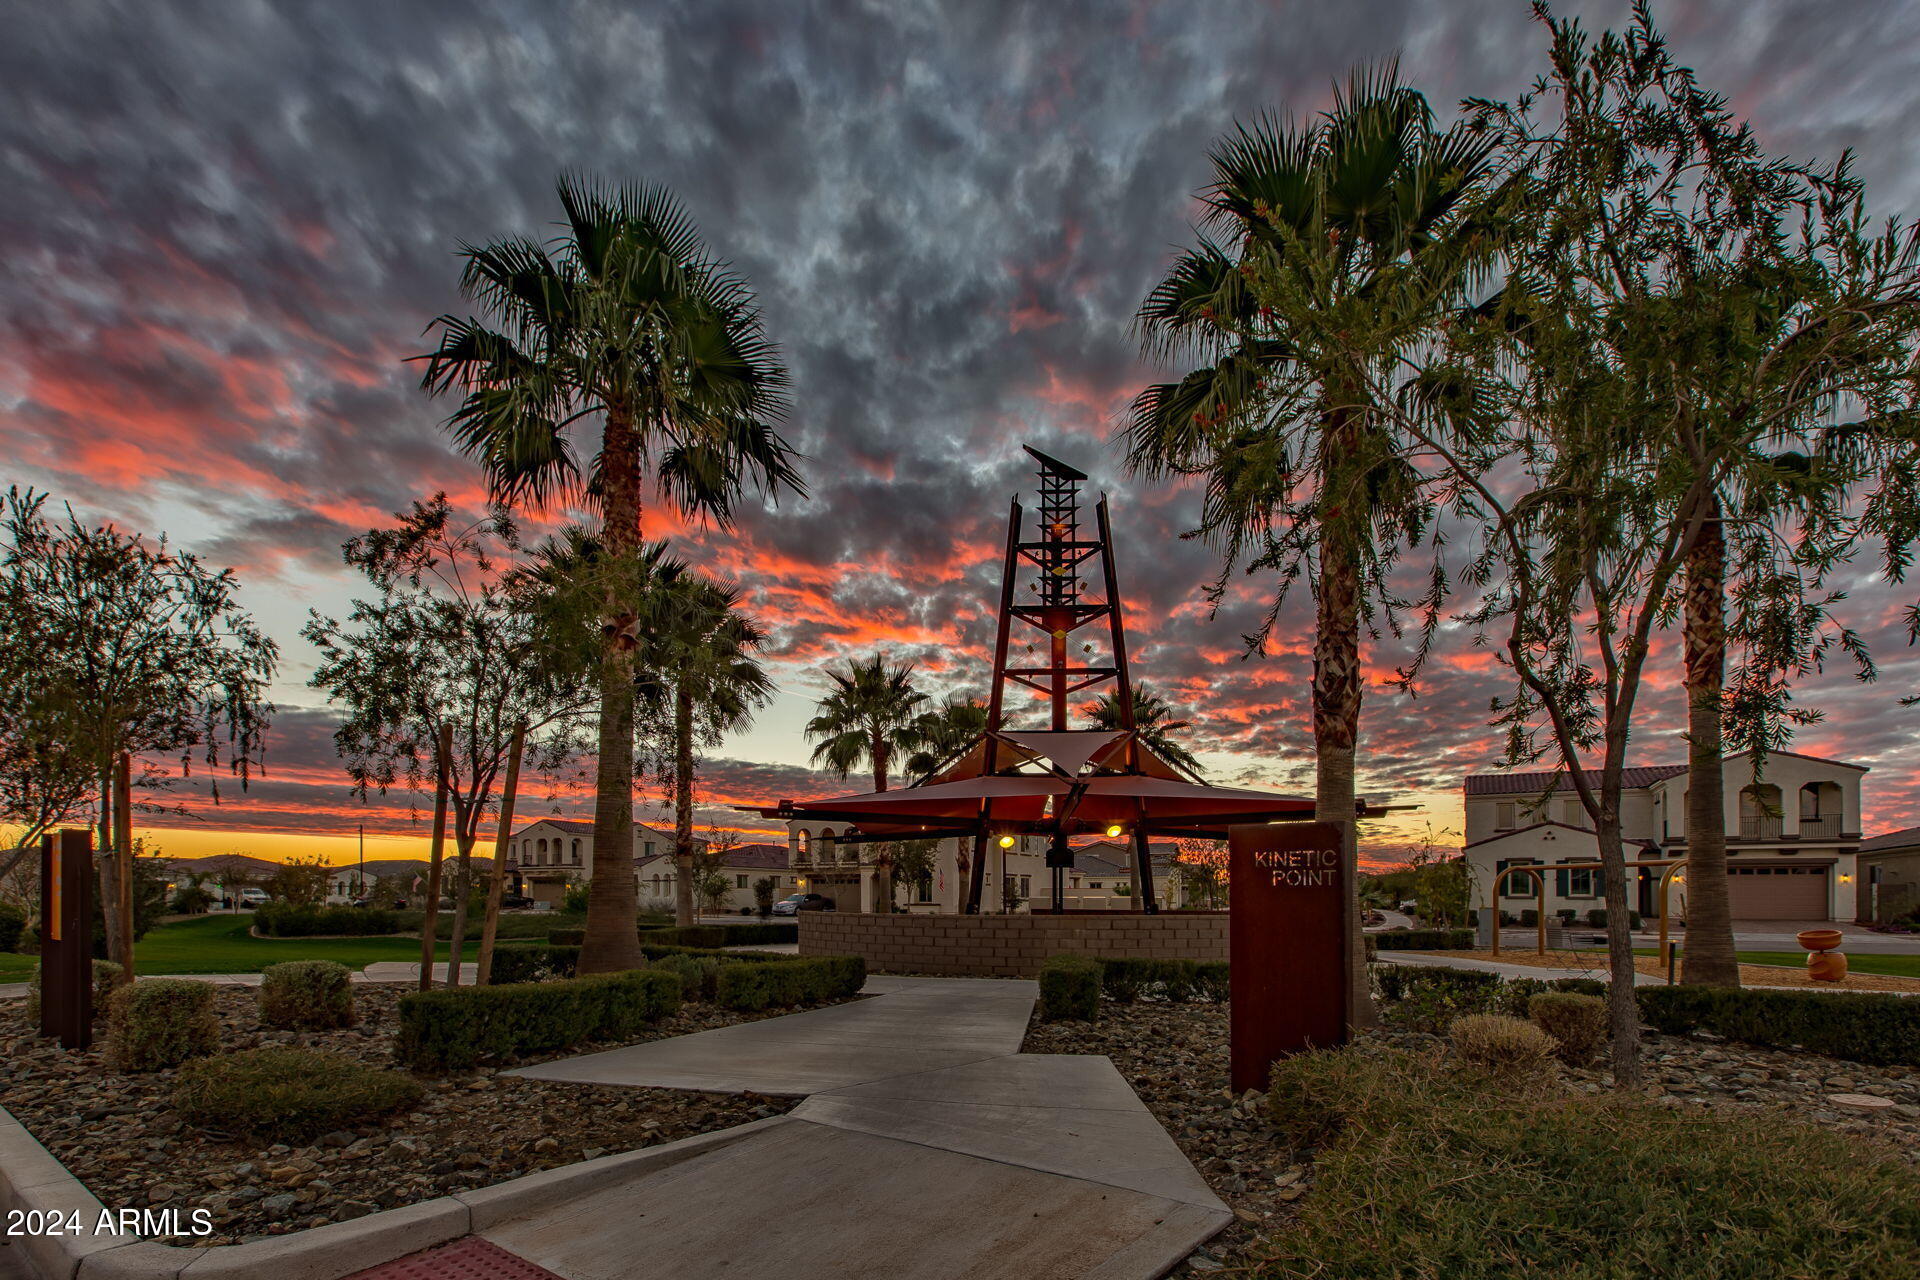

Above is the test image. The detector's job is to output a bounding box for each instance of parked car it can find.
[349,896,381,908]
[772,892,835,916]
[237,887,270,907]
[500,893,534,910]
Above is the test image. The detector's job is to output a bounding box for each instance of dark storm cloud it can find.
[8,0,1920,848]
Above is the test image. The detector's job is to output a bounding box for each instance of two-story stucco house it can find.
[1461,748,1866,923]
[503,818,708,907]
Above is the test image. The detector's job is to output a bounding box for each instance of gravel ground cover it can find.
[0,985,831,1246]
[1023,1000,1920,1275]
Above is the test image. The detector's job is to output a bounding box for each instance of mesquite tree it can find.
[0,487,276,963]
[305,495,594,980]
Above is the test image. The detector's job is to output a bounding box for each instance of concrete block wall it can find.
[799,912,1229,977]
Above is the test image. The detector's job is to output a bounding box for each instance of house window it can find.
[1562,798,1582,825]
[1019,876,1031,898]
[644,841,655,857]
[1496,859,1536,898]
[1496,802,1517,831]
[1089,881,1103,889]
[916,878,934,904]
[571,839,582,864]
[736,875,748,889]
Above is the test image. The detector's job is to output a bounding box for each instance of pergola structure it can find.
[759,446,1361,913]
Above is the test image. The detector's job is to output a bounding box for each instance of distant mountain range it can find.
[159,854,493,882]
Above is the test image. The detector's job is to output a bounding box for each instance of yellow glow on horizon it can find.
[130,826,490,866]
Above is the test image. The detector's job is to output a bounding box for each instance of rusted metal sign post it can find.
[1228,821,1350,1093]
[39,829,95,1050]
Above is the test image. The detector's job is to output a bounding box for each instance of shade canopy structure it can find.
[756,446,1357,913]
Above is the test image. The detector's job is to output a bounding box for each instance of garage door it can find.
[1726,865,1828,920]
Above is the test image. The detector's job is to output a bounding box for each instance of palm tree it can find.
[417,177,801,974]
[1122,66,1502,1026]
[804,655,928,909]
[904,695,988,782]
[1081,684,1206,779]
[637,575,773,927]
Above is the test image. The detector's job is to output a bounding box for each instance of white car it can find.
[237,888,270,907]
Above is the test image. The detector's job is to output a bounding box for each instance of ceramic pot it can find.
[1807,949,1849,982]
[1796,928,1843,953]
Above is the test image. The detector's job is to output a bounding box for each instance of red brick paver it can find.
[345,1236,566,1280]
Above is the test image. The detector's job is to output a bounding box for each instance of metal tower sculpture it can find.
[758,445,1322,916]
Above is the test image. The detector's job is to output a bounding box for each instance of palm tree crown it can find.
[904,694,988,782]
[804,654,927,793]
[1081,685,1206,779]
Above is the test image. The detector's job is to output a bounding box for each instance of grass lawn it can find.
[1728,949,1920,978]
[1259,1044,1920,1278]
[0,914,479,980]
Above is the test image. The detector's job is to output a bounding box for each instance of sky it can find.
[5,0,1920,869]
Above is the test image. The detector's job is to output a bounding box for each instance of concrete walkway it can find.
[456,976,1227,1279]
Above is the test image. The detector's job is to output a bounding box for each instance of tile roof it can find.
[1464,766,1686,796]
[721,844,791,870]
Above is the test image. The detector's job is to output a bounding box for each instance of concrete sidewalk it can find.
[477,975,1230,1279]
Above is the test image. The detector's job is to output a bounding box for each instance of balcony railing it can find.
[1738,815,1783,840]
[1798,815,1840,838]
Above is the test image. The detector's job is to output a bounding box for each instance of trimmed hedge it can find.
[714,921,797,946]
[1367,929,1474,952]
[259,960,355,1030]
[714,956,865,1011]
[174,1047,421,1143]
[1097,957,1231,1004]
[548,928,586,946]
[105,978,218,1072]
[1038,955,1102,1021]
[1637,985,1920,1067]
[254,902,403,937]
[651,953,723,1002]
[638,924,728,949]
[396,969,682,1070]
[1371,965,1605,1033]
[490,942,581,983]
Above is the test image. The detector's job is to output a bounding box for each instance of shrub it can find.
[1096,957,1204,1003]
[16,923,37,954]
[1491,975,1607,1018]
[1637,985,1920,1067]
[1038,955,1102,1022]
[1584,908,1643,929]
[168,885,214,914]
[105,978,218,1071]
[1528,992,1608,1066]
[1372,965,1504,1032]
[651,953,722,1002]
[1267,1045,1437,1150]
[0,902,26,951]
[488,942,581,983]
[1449,1014,1560,1082]
[636,924,728,949]
[1366,929,1474,953]
[714,956,865,1011]
[259,960,355,1029]
[548,928,586,946]
[1518,910,1539,928]
[396,969,681,1070]
[24,958,124,1023]
[1258,1045,1920,1279]
[1554,909,1577,925]
[174,1047,422,1143]
[253,902,402,937]
[753,876,777,917]
[561,882,590,913]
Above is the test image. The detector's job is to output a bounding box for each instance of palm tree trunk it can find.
[1315,413,1373,1031]
[871,734,891,912]
[581,405,645,974]
[1681,505,1738,987]
[674,684,697,927]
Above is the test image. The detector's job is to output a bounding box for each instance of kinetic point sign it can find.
[1228,821,1350,1093]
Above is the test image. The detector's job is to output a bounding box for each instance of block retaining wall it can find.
[798,911,1229,977]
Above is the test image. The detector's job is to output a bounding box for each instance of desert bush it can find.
[636,924,727,949]
[173,1047,421,1143]
[1037,954,1102,1021]
[1637,985,1920,1067]
[1258,1045,1920,1279]
[105,978,218,1071]
[1491,975,1607,1017]
[1448,1014,1559,1082]
[1527,992,1608,1065]
[0,902,26,951]
[258,960,355,1030]
[396,969,680,1071]
[24,958,123,1024]
[1584,908,1643,929]
[488,942,581,983]
[1372,965,1504,1032]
